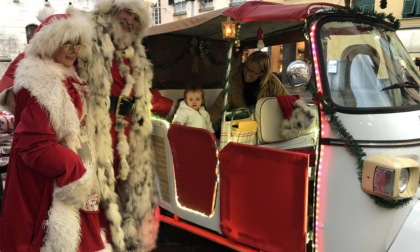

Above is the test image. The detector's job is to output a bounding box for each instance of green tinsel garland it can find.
[306,83,413,209]
[220,40,237,114]
[307,6,400,30]
[147,38,226,70]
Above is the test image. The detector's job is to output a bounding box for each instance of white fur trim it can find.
[26,13,94,60]
[94,0,114,14]
[72,6,159,251]
[41,199,81,252]
[37,7,55,23]
[54,167,94,206]
[97,230,113,252]
[124,46,134,59]
[42,167,95,252]
[14,57,82,150]
[138,208,160,251]
[106,203,126,250]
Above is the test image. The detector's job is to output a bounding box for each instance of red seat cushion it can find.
[168,124,217,216]
[219,143,309,251]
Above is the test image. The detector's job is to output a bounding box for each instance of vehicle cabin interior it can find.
[145,5,319,251]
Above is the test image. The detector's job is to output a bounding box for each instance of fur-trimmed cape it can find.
[67,1,159,251]
[13,57,96,252]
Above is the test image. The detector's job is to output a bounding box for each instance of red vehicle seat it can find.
[167,124,218,216]
[219,143,309,252]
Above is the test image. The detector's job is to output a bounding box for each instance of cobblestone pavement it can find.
[153,222,236,252]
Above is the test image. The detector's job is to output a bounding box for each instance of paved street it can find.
[153,222,236,252]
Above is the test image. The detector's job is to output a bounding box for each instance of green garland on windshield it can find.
[307,6,400,30]
[306,83,413,210]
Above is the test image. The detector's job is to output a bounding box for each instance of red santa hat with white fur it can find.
[26,8,93,60]
[0,7,93,99]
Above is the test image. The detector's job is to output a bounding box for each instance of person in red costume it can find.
[0,12,110,252]
[67,1,160,251]
[0,1,160,251]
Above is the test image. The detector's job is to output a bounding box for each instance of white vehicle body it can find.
[146,2,420,251]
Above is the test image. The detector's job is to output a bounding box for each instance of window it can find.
[320,21,420,109]
[152,0,161,25]
[199,0,213,11]
[230,0,244,7]
[174,0,186,15]
[402,0,420,17]
[356,0,374,11]
[25,24,38,44]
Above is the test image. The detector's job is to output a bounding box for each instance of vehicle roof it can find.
[146,1,343,42]
[144,1,343,89]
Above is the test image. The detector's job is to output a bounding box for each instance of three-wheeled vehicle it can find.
[144,2,420,251]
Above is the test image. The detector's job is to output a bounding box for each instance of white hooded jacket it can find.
[173,101,215,133]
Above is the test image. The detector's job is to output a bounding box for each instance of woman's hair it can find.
[244,51,272,89]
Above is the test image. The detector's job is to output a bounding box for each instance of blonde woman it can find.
[209,51,289,131]
[0,13,108,251]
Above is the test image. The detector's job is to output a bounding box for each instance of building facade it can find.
[1,0,419,76]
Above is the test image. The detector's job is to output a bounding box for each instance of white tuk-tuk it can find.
[145,2,420,251]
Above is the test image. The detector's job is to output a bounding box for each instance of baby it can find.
[172,85,214,133]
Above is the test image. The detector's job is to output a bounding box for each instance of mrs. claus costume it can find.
[0,0,159,250]
[0,12,109,252]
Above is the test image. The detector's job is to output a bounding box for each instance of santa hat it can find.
[94,0,151,37]
[0,11,93,94]
[25,12,93,60]
[276,95,300,119]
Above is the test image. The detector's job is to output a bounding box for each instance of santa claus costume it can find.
[0,12,109,252]
[67,0,160,251]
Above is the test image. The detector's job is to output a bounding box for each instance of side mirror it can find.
[286,60,310,87]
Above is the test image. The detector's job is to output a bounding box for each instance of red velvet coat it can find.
[0,57,104,252]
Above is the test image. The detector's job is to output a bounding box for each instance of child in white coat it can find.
[172,85,214,133]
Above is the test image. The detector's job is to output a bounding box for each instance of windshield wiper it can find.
[382,81,420,91]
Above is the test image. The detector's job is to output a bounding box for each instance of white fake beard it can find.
[111,18,136,49]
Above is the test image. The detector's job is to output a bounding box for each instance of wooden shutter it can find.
[402,0,416,15]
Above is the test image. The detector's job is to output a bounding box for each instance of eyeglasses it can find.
[243,64,261,76]
[60,43,85,53]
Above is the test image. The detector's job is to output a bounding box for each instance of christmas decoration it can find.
[222,18,236,39]
[306,82,414,209]
[306,6,399,30]
[257,26,264,50]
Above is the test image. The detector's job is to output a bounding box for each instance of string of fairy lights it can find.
[306,7,412,210]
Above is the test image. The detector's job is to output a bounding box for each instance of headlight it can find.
[362,155,420,200]
[373,167,395,196]
[399,168,410,193]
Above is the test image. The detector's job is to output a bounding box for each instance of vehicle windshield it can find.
[319,21,420,109]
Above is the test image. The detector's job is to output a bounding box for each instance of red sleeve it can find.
[0,53,25,92]
[13,94,85,186]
